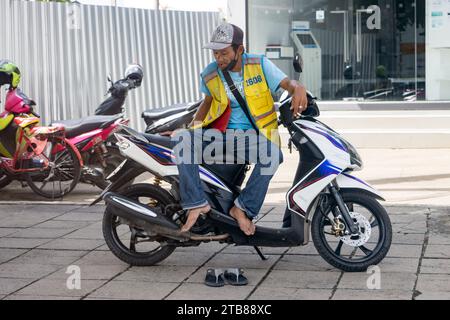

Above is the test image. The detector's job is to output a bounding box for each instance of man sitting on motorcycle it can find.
[174,23,307,236]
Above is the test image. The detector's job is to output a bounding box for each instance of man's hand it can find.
[280,78,308,117]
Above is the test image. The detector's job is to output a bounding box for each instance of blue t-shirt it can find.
[200,54,287,130]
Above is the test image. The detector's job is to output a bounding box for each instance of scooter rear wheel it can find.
[102,183,180,266]
[311,190,392,272]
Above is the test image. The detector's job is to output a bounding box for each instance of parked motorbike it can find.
[0,88,82,198]
[142,100,201,134]
[91,55,392,272]
[51,64,143,189]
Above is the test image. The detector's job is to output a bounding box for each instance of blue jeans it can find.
[172,128,283,219]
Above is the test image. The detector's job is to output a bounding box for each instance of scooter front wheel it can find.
[311,190,392,272]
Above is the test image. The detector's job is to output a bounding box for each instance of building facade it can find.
[228,0,450,104]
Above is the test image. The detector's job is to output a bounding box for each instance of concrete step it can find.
[319,110,450,130]
[279,127,450,149]
[338,129,450,148]
[277,110,450,148]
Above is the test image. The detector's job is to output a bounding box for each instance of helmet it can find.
[124,64,143,87]
[343,65,353,80]
[0,60,21,88]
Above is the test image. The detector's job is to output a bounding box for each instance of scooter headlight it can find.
[346,142,363,171]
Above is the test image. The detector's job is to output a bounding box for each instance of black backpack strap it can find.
[222,70,259,133]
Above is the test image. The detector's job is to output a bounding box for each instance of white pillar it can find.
[426,0,450,100]
[226,0,247,45]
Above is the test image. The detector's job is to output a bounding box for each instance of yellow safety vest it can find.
[195,56,280,146]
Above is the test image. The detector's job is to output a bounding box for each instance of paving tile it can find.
[0,278,36,295]
[46,265,128,280]
[0,248,28,264]
[424,245,450,258]
[428,234,450,245]
[259,270,340,289]
[416,274,450,293]
[0,263,60,279]
[332,289,412,300]
[385,245,423,258]
[274,255,338,272]
[6,228,75,239]
[158,252,216,267]
[0,228,22,237]
[62,227,104,240]
[338,272,416,291]
[33,220,94,229]
[87,281,178,300]
[14,278,107,297]
[376,257,420,273]
[249,287,332,300]
[54,212,102,222]
[205,253,278,270]
[38,239,104,251]
[420,258,450,274]
[414,291,450,300]
[116,266,198,283]
[166,283,255,300]
[0,238,53,249]
[71,251,129,266]
[10,249,88,266]
[4,295,80,300]
[391,233,425,245]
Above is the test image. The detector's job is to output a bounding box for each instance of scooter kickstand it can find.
[254,246,268,261]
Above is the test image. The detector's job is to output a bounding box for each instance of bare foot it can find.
[180,204,211,233]
[230,206,256,236]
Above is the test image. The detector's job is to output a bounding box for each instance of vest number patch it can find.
[246,75,263,87]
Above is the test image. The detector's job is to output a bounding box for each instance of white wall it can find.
[426,0,450,100]
[226,0,247,45]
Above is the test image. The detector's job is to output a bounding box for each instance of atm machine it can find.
[290,21,322,99]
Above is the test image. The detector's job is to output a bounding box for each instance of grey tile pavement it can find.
[0,202,448,300]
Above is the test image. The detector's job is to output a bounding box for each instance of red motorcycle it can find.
[52,115,129,189]
[51,64,143,189]
[0,88,83,198]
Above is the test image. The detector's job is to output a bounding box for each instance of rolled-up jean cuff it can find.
[234,198,256,219]
[182,200,210,211]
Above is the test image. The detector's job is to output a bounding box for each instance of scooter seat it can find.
[141,133,173,149]
[51,115,121,139]
[141,132,248,188]
[141,101,201,121]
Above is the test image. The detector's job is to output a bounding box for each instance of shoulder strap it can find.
[222,70,259,132]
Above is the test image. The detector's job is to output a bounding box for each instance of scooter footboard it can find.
[208,209,304,247]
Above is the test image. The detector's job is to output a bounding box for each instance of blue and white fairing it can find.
[115,133,232,193]
[286,119,383,218]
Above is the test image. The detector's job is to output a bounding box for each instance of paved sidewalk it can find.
[0,148,449,300]
[0,202,448,300]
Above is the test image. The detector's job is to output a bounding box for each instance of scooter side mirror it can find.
[293,53,303,74]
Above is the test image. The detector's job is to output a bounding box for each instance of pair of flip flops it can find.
[204,268,248,287]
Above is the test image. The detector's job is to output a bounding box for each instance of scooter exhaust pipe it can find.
[103,192,190,241]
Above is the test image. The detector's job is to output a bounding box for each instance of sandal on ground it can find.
[223,268,248,286]
[204,268,225,287]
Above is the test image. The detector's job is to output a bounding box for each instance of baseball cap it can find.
[203,23,244,50]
